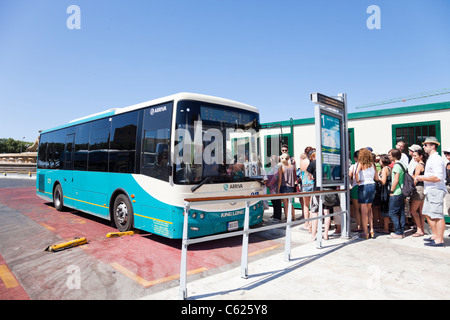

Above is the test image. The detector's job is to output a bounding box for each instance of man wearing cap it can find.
[415,137,447,247]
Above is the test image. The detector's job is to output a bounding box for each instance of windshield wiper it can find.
[191,177,212,193]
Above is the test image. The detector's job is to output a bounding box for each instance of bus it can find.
[36,93,265,239]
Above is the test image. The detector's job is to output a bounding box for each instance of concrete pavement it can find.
[142,209,450,300]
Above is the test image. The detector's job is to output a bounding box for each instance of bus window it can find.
[74,123,90,171]
[110,111,138,173]
[47,132,55,169]
[174,100,261,185]
[52,129,66,169]
[141,102,173,181]
[64,133,75,170]
[38,129,67,169]
[88,118,110,172]
[38,133,49,169]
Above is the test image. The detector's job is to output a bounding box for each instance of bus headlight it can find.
[199,213,205,219]
[191,212,197,219]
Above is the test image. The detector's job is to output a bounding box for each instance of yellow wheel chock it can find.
[106,231,134,238]
[44,237,88,252]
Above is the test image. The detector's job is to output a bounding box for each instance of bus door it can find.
[63,133,75,197]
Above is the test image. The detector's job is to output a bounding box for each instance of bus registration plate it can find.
[227,221,239,231]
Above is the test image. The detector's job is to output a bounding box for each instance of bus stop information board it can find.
[311,92,351,241]
[311,92,346,187]
[321,112,342,182]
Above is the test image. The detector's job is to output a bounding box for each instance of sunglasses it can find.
[281,149,288,152]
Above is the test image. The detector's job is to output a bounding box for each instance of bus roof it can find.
[41,92,259,134]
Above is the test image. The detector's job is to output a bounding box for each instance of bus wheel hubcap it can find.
[116,202,128,225]
[55,191,61,207]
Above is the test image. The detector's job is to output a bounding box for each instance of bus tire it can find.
[113,194,134,232]
[53,184,64,211]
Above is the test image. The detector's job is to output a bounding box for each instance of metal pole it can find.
[340,190,350,239]
[316,194,323,249]
[339,92,351,238]
[240,200,250,279]
[179,201,190,300]
[284,197,293,261]
[314,105,323,188]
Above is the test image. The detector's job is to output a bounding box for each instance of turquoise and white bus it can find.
[36,93,265,238]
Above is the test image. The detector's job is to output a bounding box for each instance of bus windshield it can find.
[174,100,261,185]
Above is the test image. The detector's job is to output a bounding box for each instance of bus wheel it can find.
[113,194,133,232]
[53,184,64,211]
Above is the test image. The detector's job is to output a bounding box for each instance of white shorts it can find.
[423,189,446,220]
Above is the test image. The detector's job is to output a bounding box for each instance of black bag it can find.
[323,192,340,207]
[380,167,391,214]
[395,163,416,197]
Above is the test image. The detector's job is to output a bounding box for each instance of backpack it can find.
[394,163,416,197]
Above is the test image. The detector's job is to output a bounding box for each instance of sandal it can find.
[359,233,369,239]
[412,232,424,237]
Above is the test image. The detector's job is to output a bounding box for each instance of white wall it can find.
[293,124,315,160]
[350,109,450,155]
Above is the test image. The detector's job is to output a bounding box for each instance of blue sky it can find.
[1,0,449,142]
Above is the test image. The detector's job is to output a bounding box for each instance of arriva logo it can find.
[150,105,167,115]
[223,183,243,191]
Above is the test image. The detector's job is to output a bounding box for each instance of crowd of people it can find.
[263,137,450,247]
